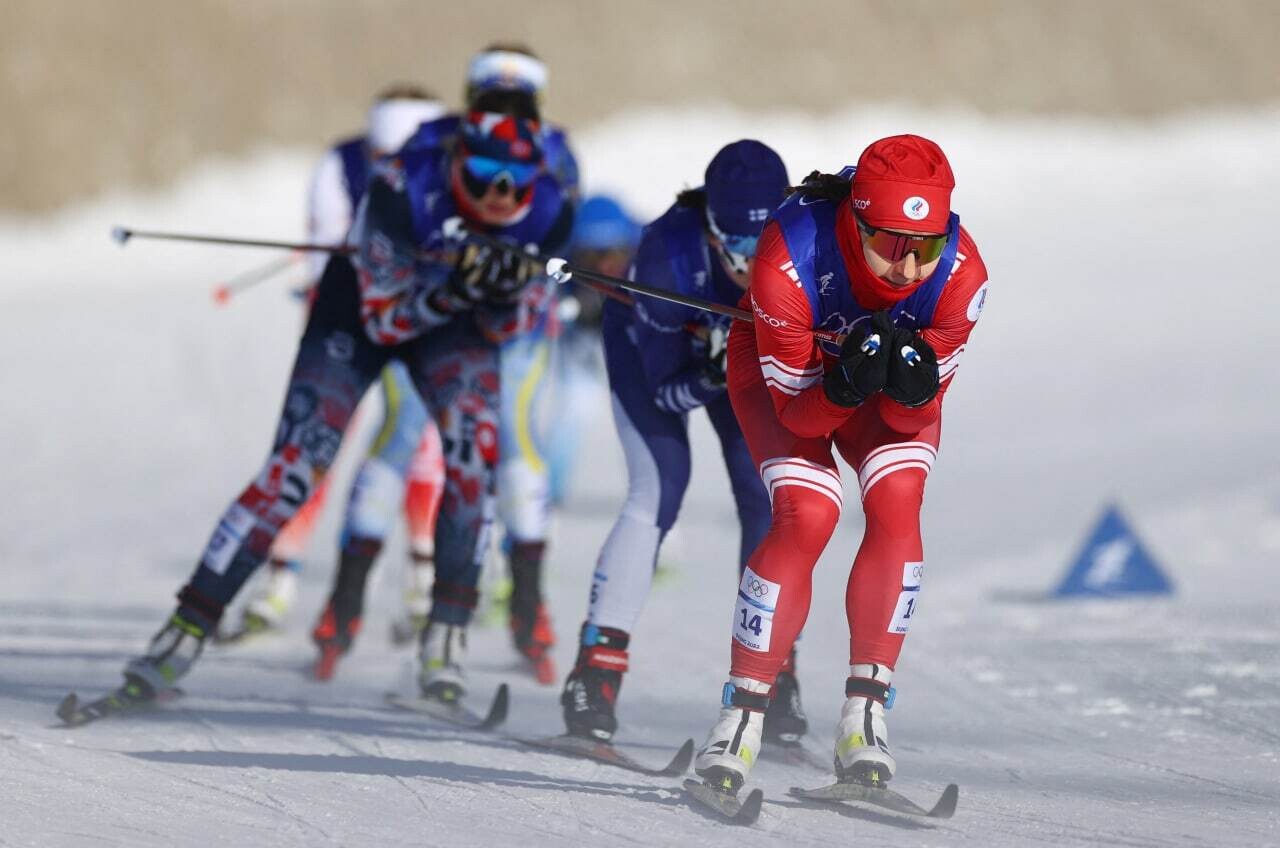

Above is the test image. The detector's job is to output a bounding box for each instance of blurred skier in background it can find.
[560,142,811,748]
[229,85,446,641]
[309,43,580,684]
[692,135,989,797]
[118,88,573,710]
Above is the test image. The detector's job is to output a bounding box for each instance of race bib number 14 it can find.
[888,561,924,634]
[733,566,782,653]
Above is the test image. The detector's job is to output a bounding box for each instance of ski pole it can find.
[440,219,846,346]
[111,226,354,255]
[544,258,846,346]
[212,253,304,306]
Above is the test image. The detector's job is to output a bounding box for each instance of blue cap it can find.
[572,195,641,252]
[704,140,789,237]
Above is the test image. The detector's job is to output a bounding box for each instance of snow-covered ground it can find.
[1,105,1278,846]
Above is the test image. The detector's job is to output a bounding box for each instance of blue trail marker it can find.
[1053,504,1174,598]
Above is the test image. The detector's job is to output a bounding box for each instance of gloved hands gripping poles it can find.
[822,310,940,409]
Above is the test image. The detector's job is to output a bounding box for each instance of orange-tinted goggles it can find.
[854,213,948,264]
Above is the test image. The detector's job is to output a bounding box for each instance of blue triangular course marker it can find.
[1053,503,1174,598]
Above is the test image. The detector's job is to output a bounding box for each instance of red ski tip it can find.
[532,656,557,686]
[313,645,342,681]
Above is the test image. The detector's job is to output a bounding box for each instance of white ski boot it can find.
[694,677,770,793]
[124,613,208,694]
[834,663,896,785]
[390,551,435,645]
[240,560,299,633]
[418,620,467,702]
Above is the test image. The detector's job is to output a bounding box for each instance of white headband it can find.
[367,98,447,154]
[467,50,548,94]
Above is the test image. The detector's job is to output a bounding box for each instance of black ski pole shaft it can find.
[440,219,754,322]
[443,219,848,345]
[111,226,353,255]
[546,258,846,346]
[547,258,754,323]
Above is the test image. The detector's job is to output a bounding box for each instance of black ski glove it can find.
[444,242,536,308]
[823,310,893,408]
[883,326,940,407]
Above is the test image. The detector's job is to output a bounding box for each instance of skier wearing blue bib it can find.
[560,141,809,745]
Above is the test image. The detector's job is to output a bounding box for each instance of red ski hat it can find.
[850,135,954,234]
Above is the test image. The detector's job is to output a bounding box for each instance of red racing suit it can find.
[725,196,988,683]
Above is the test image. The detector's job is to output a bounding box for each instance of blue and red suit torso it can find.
[355,140,573,347]
[769,166,961,357]
[603,197,743,415]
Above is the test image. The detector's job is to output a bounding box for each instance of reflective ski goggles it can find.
[854,213,949,264]
[460,155,539,200]
[705,209,761,274]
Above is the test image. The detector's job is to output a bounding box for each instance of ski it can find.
[683,778,764,825]
[516,734,694,777]
[56,681,183,727]
[385,683,509,731]
[788,780,958,819]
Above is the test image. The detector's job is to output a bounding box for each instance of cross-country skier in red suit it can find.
[694,135,990,795]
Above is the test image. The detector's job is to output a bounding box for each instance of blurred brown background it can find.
[4,0,1278,214]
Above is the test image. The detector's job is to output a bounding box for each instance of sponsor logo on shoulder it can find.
[798,194,824,206]
[966,282,989,322]
[852,197,872,211]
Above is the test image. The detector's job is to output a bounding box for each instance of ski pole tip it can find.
[110,226,131,245]
[546,257,572,283]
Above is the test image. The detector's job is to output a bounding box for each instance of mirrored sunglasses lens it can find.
[723,234,759,258]
[866,230,946,264]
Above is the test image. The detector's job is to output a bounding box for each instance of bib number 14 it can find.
[733,567,780,653]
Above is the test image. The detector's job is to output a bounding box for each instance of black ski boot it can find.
[560,624,629,741]
[764,650,809,743]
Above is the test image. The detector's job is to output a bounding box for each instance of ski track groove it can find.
[371,738,435,819]
[129,750,335,842]
[261,787,335,843]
